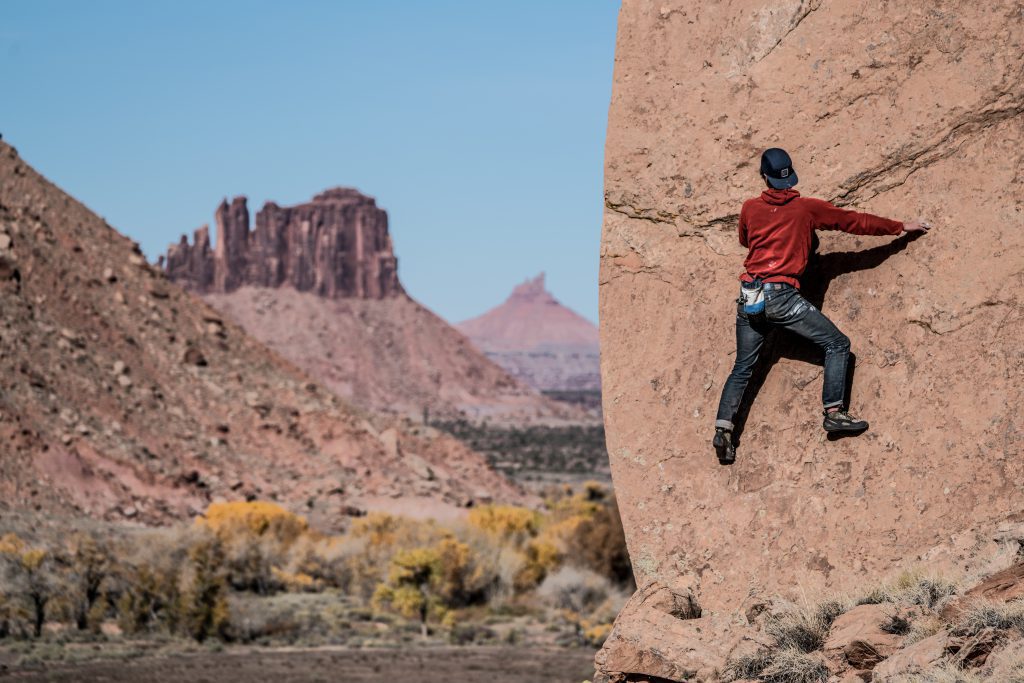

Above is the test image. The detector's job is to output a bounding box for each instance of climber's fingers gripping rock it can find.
[902,219,933,233]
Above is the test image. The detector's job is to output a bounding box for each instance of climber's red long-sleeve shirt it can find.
[739,188,904,288]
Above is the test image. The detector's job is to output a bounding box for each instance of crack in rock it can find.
[605,198,678,225]
[754,0,823,63]
[908,300,1018,335]
[832,95,1024,205]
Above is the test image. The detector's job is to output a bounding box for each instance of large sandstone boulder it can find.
[598,0,1023,679]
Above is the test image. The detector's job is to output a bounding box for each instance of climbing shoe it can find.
[822,409,868,433]
[713,428,735,464]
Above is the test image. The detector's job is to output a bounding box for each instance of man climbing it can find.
[713,148,931,464]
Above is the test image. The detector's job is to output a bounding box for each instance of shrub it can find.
[467,506,540,542]
[725,647,774,681]
[197,501,309,595]
[514,540,561,591]
[561,496,633,587]
[448,621,497,645]
[229,592,352,645]
[880,610,913,635]
[371,536,498,635]
[905,614,944,644]
[537,566,626,646]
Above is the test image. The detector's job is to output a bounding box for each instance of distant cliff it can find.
[161,193,583,424]
[458,274,601,393]
[161,188,402,300]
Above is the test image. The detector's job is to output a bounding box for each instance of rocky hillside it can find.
[458,274,600,392]
[0,141,521,528]
[164,193,577,423]
[596,1,1022,680]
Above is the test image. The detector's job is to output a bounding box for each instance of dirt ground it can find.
[2,646,597,683]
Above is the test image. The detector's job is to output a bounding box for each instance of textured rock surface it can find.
[593,581,763,682]
[870,632,949,681]
[823,604,903,670]
[458,274,601,392]
[0,142,521,527]
[598,0,1023,679]
[163,188,402,300]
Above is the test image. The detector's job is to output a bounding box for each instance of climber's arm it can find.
[804,197,906,236]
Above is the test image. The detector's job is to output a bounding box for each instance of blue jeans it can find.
[715,283,850,430]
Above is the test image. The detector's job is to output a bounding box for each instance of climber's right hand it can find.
[902,220,932,234]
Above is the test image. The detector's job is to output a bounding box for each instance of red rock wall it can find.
[163,187,402,300]
[599,0,1023,648]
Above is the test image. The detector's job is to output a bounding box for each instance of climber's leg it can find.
[715,306,767,432]
[766,284,867,432]
[783,307,849,410]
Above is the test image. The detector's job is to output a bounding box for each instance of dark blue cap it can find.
[760,148,798,189]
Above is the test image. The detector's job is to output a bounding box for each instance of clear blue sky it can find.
[1,1,619,324]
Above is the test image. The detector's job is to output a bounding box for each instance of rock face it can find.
[163,188,402,300]
[597,1,1023,680]
[458,273,601,392]
[0,141,521,528]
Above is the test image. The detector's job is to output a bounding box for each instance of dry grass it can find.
[889,654,1024,682]
[951,599,1024,638]
[765,598,847,653]
[890,665,988,683]
[724,599,844,682]
[724,647,774,681]
[724,575,1024,683]
[856,572,960,611]
[758,648,830,683]
[724,646,829,683]
[904,614,944,644]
